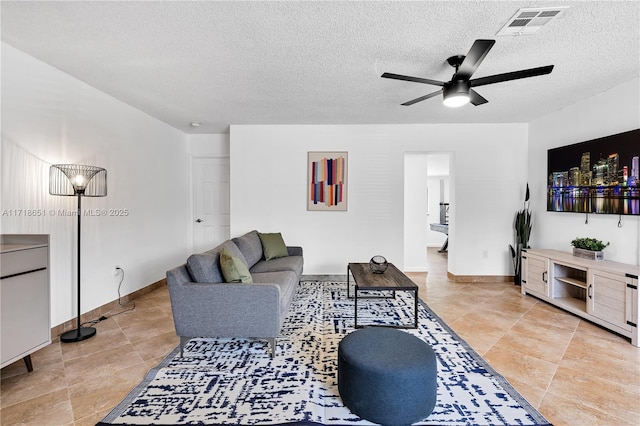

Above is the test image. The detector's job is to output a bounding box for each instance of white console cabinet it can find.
[1,234,51,371]
[521,249,639,346]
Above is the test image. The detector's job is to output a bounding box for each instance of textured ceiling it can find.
[1,1,639,134]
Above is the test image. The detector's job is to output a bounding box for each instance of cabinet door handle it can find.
[588,284,592,299]
[542,271,548,283]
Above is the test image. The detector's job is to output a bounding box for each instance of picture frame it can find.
[307,151,348,211]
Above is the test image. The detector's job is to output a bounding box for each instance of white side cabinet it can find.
[1,234,51,371]
[521,248,639,347]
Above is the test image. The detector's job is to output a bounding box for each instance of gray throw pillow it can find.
[187,252,223,283]
[232,230,263,267]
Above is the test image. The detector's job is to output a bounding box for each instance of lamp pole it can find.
[60,188,96,342]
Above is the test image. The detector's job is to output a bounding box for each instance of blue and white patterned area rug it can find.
[99,281,550,426]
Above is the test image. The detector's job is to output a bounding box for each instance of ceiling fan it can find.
[381,39,554,108]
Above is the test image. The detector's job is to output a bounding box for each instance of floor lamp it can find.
[49,164,107,343]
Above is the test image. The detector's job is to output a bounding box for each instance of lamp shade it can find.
[49,164,107,197]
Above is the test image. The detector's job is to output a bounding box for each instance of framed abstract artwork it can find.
[308,151,348,211]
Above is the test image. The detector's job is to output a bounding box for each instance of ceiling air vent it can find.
[496,6,569,36]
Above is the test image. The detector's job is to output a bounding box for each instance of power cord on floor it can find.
[81,267,135,327]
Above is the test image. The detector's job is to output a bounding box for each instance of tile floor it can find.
[1,248,639,425]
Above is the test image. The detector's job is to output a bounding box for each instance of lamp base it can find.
[61,327,97,343]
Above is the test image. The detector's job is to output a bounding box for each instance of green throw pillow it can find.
[219,248,253,283]
[258,232,289,261]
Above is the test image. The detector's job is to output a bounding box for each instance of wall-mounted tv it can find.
[547,128,639,215]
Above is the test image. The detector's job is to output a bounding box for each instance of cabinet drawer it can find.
[0,247,48,277]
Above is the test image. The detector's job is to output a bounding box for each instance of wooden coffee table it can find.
[347,262,418,329]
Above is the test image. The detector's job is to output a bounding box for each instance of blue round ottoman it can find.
[337,327,437,426]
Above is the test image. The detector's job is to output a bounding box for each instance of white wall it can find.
[230,124,528,276]
[1,43,190,327]
[529,78,640,265]
[186,134,230,157]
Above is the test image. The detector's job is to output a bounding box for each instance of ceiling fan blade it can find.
[455,39,495,80]
[470,65,554,87]
[469,89,488,106]
[401,89,443,106]
[381,72,445,86]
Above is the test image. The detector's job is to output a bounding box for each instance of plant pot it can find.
[573,247,604,261]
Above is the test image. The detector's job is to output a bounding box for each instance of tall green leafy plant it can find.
[509,184,532,285]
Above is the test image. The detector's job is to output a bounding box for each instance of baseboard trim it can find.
[302,274,348,282]
[51,278,167,340]
[304,273,514,284]
[403,267,429,272]
[447,272,514,283]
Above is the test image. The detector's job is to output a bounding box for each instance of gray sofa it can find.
[166,230,303,358]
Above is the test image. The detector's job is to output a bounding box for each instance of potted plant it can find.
[571,237,609,261]
[509,184,531,285]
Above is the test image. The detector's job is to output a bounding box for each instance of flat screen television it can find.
[547,128,639,215]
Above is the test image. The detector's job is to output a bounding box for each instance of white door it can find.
[403,153,430,272]
[192,157,230,253]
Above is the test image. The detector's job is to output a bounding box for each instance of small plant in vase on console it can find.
[571,237,609,261]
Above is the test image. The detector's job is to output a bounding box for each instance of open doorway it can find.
[403,153,451,272]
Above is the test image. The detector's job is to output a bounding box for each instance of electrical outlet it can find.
[114,265,122,276]
[482,250,489,259]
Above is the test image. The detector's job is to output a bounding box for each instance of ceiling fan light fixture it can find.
[443,80,470,108]
[443,93,470,108]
